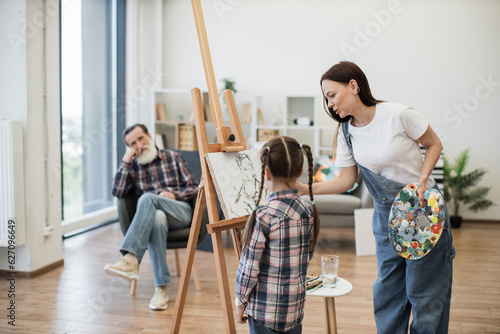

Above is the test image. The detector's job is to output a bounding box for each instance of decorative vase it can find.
[450,216,462,229]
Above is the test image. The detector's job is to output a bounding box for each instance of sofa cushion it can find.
[313,155,362,194]
[302,194,362,215]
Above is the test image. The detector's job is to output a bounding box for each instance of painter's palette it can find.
[388,183,445,260]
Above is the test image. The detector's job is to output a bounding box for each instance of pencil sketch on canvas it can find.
[205,149,269,219]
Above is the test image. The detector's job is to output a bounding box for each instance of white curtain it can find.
[126,0,165,131]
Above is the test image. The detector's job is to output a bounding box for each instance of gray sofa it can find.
[298,156,373,227]
[303,180,373,227]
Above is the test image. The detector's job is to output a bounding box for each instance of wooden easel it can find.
[170,1,249,333]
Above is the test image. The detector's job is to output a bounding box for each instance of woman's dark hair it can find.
[320,61,384,154]
[122,124,149,146]
[240,136,320,253]
[320,61,383,123]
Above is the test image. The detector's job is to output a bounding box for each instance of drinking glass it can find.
[321,255,339,288]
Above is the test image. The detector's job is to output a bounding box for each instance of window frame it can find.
[60,0,126,235]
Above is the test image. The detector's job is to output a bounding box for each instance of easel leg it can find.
[192,258,202,291]
[211,230,236,333]
[170,189,205,334]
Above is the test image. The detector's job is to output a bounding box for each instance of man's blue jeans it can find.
[120,193,192,286]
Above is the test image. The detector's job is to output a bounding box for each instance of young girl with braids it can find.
[234,136,319,334]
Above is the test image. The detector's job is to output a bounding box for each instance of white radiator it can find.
[0,120,26,247]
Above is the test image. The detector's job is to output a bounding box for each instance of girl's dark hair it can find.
[241,136,320,252]
[320,61,384,153]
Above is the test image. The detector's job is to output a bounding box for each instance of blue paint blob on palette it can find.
[388,183,445,260]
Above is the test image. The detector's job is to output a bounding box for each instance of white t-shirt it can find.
[335,102,435,188]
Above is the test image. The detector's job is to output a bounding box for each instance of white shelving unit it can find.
[150,89,194,150]
[151,88,256,150]
[250,95,336,157]
[150,89,336,155]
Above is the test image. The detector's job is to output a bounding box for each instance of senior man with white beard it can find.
[104,123,198,310]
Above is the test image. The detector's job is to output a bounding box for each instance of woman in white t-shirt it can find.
[299,61,455,334]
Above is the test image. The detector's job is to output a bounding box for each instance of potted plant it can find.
[442,149,496,228]
[220,78,237,95]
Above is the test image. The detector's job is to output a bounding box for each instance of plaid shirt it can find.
[235,189,315,332]
[111,149,198,202]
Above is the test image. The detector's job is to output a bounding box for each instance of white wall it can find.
[161,0,500,220]
[0,0,63,272]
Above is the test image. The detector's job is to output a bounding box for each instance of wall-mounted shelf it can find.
[151,89,255,150]
[250,95,336,157]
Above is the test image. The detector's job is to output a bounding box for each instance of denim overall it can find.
[342,123,455,334]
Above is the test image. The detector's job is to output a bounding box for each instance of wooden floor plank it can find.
[1,221,499,333]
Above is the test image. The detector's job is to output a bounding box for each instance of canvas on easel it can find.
[205,149,269,219]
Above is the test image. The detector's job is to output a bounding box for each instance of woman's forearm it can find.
[312,165,358,195]
[417,126,442,187]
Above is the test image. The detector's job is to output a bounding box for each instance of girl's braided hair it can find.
[241,136,319,252]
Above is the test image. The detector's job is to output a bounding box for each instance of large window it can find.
[61,0,125,232]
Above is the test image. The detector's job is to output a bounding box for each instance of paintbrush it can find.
[307,282,323,293]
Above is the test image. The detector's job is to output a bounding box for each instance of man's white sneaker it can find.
[149,286,169,310]
[104,257,139,281]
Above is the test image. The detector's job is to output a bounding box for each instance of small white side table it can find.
[306,277,353,334]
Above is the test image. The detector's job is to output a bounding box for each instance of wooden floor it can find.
[1,221,500,333]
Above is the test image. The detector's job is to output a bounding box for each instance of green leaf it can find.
[443,186,451,202]
[452,149,470,175]
[441,149,496,216]
[457,169,487,189]
[467,199,496,212]
[452,187,465,202]
[462,187,491,204]
[443,157,452,179]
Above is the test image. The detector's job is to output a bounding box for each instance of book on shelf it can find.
[242,103,251,123]
[178,124,198,151]
[202,92,214,122]
[257,108,265,125]
[155,133,166,149]
[257,129,279,142]
[156,103,167,121]
[204,104,213,122]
